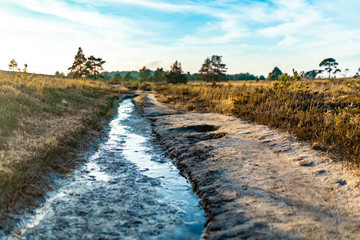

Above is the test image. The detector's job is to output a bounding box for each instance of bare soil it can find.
[139,93,360,240]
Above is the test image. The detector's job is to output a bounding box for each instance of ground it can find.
[138,92,360,240]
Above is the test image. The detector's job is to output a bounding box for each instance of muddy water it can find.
[8,98,206,240]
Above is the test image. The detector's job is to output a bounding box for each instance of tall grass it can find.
[153,78,360,166]
[0,70,122,209]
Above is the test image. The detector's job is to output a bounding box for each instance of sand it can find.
[137,93,360,240]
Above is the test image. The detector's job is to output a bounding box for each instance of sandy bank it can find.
[139,93,360,239]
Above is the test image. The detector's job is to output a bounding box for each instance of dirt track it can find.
[139,93,360,239]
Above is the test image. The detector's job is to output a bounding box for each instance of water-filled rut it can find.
[9,97,206,239]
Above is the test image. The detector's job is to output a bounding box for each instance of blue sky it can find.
[0,0,359,76]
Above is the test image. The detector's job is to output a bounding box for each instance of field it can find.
[2,71,360,238]
[153,77,360,166]
[0,71,122,208]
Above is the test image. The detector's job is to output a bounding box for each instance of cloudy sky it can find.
[0,0,359,76]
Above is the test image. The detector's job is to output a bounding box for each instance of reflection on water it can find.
[9,97,206,240]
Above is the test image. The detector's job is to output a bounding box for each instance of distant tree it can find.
[101,72,112,80]
[153,68,165,82]
[333,68,341,78]
[259,75,266,80]
[112,73,122,82]
[165,60,187,84]
[228,73,257,80]
[319,58,339,79]
[211,55,228,79]
[124,72,134,81]
[344,68,350,78]
[9,59,18,71]
[138,66,152,82]
[68,47,87,78]
[186,72,196,81]
[267,67,283,80]
[179,72,199,81]
[197,58,212,81]
[304,70,320,79]
[55,71,65,78]
[85,56,106,79]
[68,47,105,79]
[198,55,228,82]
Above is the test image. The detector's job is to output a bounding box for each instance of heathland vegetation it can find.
[2,47,360,211]
[0,54,121,211]
[99,54,360,166]
[152,73,360,166]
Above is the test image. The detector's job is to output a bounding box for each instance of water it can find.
[7,98,206,240]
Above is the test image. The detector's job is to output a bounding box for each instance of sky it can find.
[0,0,359,76]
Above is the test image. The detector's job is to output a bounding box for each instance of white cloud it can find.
[0,0,359,76]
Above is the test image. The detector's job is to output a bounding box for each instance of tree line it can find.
[66,50,360,82]
[66,48,268,83]
[297,58,359,79]
[101,55,266,83]
[8,47,360,83]
[266,58,360,81]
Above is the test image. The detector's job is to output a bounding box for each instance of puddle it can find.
[7,98,206,240]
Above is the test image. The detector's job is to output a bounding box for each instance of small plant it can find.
[16,64,36,84]
[273,69,306,92]
[232,93,250,105]
[8,61,36,87]
[273,73,292,90]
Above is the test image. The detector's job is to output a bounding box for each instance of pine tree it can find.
[85,56,106,79]
[139,66,152,82]
[68,48,105,79]
[198,55,228,82]
[267,67,283,80]
[166,61,187,84]
[198,57,212,81]
[212,55,227,76]
[319,58,339,79]
[68,47,86,78]
[153,68,165,82]
[170,61,183,74]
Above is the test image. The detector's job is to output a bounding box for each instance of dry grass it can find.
[153,78,360,166]
[0,70,122,208]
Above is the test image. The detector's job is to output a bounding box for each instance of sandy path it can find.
[139,93,360,240]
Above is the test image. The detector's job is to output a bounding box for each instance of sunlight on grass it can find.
[153,78,360,165]
[0,70,122,206]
